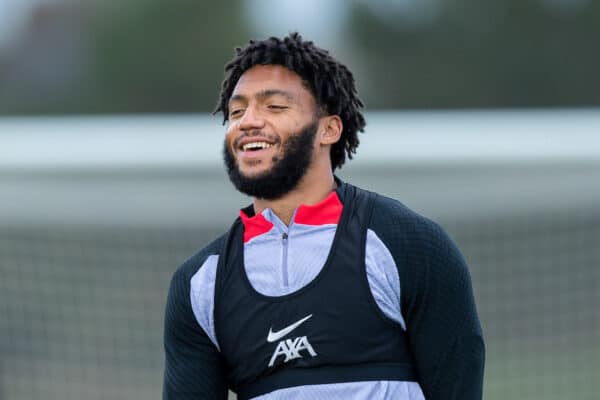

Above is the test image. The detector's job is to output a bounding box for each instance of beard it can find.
[223,119,319,200]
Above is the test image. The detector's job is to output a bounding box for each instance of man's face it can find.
[223,64,320,199]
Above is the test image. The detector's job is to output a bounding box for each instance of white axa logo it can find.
[268,335,317,367]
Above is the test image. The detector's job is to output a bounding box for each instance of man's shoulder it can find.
[170,232,228,285]
[364,189,448,249]
[367,190,433,229]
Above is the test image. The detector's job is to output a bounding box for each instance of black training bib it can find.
[214,183,417,399]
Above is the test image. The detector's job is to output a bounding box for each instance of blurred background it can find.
[1,0,599,399]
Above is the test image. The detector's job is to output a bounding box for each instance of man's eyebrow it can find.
[229,89,296,105]
[228,94,246,105]
[256,89,296,102]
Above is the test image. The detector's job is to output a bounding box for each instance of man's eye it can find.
[229,109,243,117]
[268,105,287,110]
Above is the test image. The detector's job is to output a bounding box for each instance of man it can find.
[163,33,485,399]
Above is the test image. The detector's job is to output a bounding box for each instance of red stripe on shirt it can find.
[240,210,274,243]
[294,191,343,226]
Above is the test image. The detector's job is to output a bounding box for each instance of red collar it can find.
[239,191,343,243]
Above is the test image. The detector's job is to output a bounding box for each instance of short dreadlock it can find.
[214,32,366,171]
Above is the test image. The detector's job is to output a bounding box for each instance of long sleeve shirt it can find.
[163,188,485,399]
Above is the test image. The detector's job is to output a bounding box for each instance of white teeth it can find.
[242,142,272,151]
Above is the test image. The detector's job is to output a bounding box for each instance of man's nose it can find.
[237,106,266,131]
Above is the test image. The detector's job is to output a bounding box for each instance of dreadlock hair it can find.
[214,32,366,171]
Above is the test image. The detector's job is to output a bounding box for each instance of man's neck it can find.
[253,170,336,226]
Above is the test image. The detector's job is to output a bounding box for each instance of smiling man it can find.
[163,33,485,400]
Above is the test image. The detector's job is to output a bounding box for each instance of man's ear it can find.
[319,115,343,145]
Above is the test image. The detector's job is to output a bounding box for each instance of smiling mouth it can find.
[241,141,274,151]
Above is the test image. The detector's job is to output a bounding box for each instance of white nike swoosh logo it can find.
[267,314,313,343]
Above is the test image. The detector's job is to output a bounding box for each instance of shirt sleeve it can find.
[402,219,485,400]
[370,196,485,400]
[163,257,229,400]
